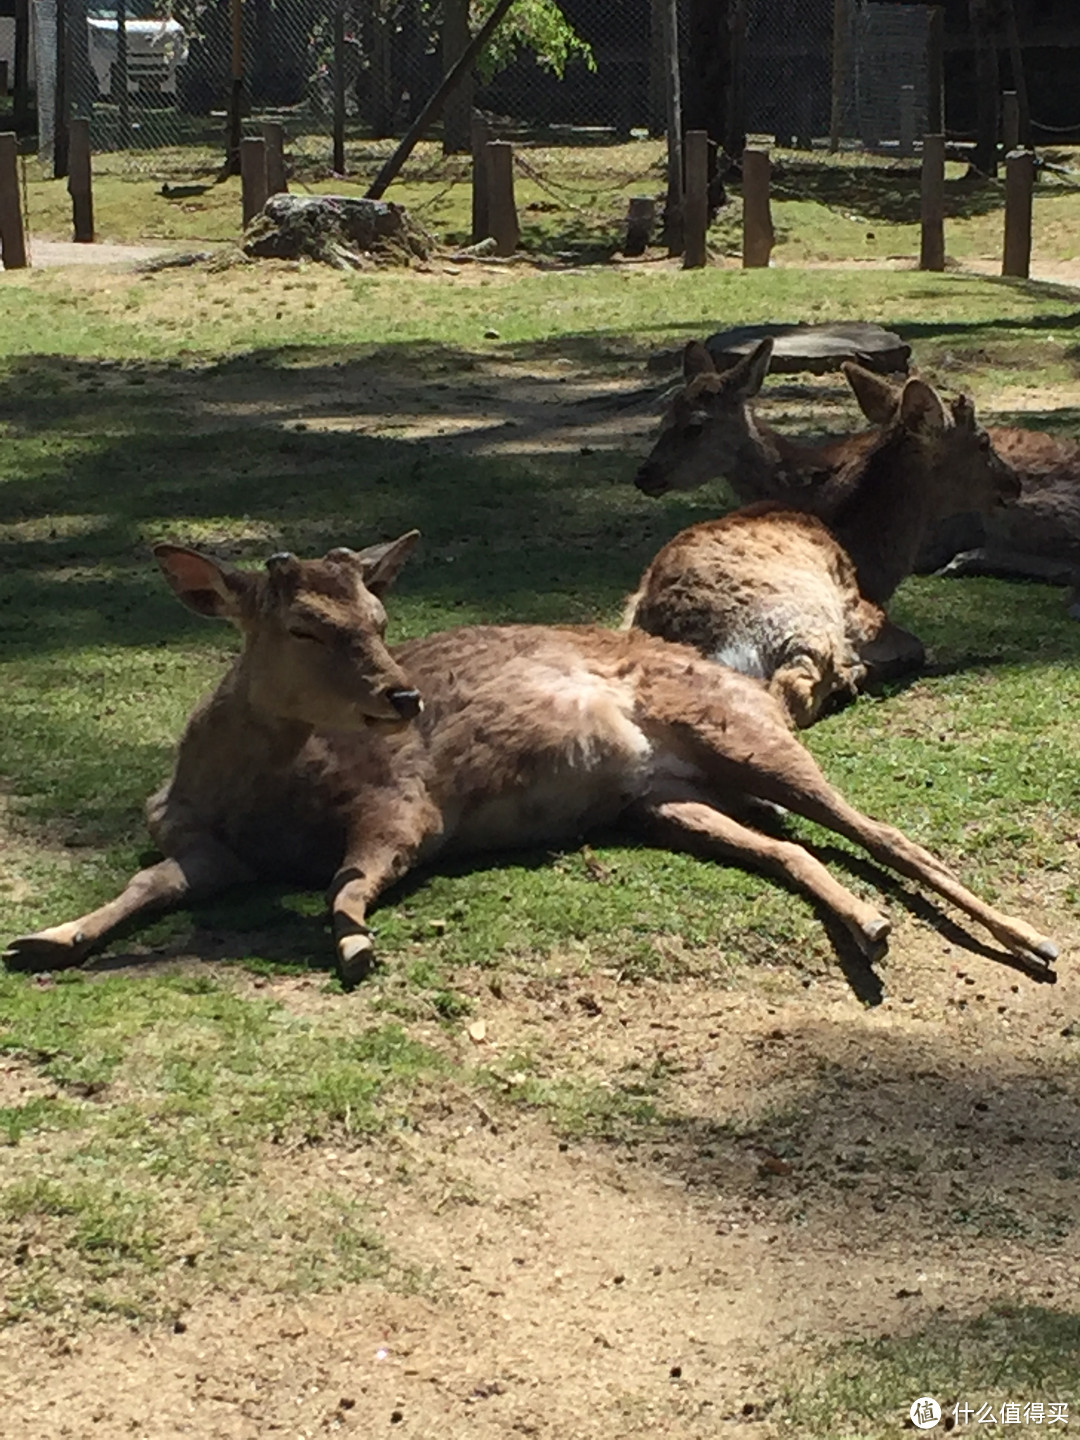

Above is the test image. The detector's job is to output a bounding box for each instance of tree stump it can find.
[623,197,656,257]
[703,321,910,375]
[243,195,433,268]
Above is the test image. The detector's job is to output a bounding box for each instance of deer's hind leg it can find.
[639,797,891,960]
[683,710,1057,966]
[4,841,254,974]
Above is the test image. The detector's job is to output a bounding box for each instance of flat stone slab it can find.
[704,321,910,375]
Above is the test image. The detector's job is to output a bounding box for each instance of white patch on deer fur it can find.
[708,639,769,679]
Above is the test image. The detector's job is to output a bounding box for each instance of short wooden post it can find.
[240,135,268,227]
[68,116,93,243]
[683,128,709,269]
[0,61,8,96]
[470,112,490,243]
[261,121,287,196]
[919,133,945,271]
[0,131,28,269]
[899,85,916,158]
[1002,90,1019,151]
[485,139,519,256]
[332,2,346,174]
[623,196,655,257]
[1002,147,1034,279]
[741,147,773,269]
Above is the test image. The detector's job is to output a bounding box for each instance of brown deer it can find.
[626,358,1020,726]
[633,338,871,503]
[637,339,1079,617]
[4,540,1058,988]
[845,364,1080,617]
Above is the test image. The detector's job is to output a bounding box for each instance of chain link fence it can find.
[6,0,956,184]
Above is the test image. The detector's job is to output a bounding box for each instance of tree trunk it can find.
[684,0,729,196]
[725,0,747,160]
[969,0,999,176]
[1001,0,1030,146]
[442,0,472,153]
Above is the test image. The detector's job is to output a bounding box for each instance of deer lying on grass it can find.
[627,348,1020,725]
[846,365,1080,618]
[636,338,1078,618]
[3,538,1058,988]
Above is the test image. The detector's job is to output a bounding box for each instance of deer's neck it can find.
[829,433,935,604]
[731,422,837,506]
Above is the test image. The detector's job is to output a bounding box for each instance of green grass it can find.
[781,1305,1080,1437]
[1,250,1079,1361]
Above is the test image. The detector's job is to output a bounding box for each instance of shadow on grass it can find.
[769,160,1013,225]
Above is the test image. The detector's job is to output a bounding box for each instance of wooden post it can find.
[54,0,69,179]
[660,0,683,255]
[240,135,267,227]
[68,116,94,242]
[899,85,916,158]
[683,129,709,269]
[261,121,287,196]
[485,139,519,256]
[919,133,945,271]
[926,7,944,135]
[623,196,656,257]
[332,3,346,174]
[0,132,28,269]
[470,112,490,243]
[1002,90,1019,151]
[829,0,849,152]
[1002,147,1034,279]
[366,0,516,201]
[226,0,244,176]
[0,62,8,97]
[741,147,772,268]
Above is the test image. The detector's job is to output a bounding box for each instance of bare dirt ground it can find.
[2,906,1078,1439]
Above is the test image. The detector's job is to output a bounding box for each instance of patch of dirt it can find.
[2,911,1078,1439]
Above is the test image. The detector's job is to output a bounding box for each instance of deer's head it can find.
[154,534,423,731]
[843,364,1021,515]
[634,338,775,496]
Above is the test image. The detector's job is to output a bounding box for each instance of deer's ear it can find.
[354,530,421,597]
[682,341,717,379]
[153,545,252,620]
[843,362,901,424]
[729,337,773,398]
[898,377,948,437]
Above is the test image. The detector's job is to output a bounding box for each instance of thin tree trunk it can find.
[684,0,729,198]
[969,0,999,176]
[442,0,472,154]
[1001,0,1029,146]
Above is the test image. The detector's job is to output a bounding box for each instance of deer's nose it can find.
[387,688,423,720]
[634,466,665,495]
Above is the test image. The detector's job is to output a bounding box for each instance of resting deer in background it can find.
[637,338,1079,619]
[846,365,1080,618]
[627,355,1020,726]
[4,539,1058,988]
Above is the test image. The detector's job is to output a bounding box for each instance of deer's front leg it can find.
[330,796,443,988]
[4,842,254,974]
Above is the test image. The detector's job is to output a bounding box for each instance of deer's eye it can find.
[288,626,324,643]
